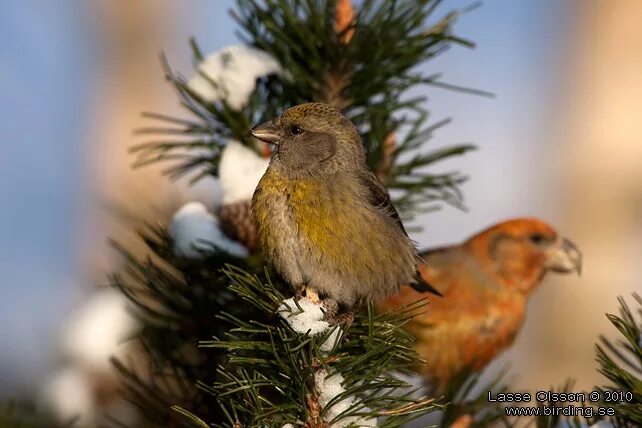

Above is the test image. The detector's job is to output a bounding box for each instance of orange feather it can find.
[379,218,582,392]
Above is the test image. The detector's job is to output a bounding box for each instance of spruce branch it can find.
[130,53,256,184]
[436,367,513,428]
[134,0,480,215]
[532,294,642,428]
[189,266,442,427]
[111,2,490,426]
[108,225,267,427]
[595,294,642,427]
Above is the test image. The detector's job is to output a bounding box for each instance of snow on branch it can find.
[278,296,342,352]
[314,369,377,428]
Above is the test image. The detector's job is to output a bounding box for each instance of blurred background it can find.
[1,0,640,420]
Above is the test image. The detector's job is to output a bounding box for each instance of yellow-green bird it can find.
[250,103,439,321]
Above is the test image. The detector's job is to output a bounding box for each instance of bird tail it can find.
[410,270,443,297]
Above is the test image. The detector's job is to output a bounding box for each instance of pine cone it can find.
[216,200,259,253]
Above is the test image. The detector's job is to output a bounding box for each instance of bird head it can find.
[463,218,582,294]
[249,103,364,176]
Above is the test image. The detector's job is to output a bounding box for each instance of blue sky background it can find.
[0,0,573,394]
[0,2,95,390]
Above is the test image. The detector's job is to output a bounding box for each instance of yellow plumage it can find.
[250,102,424,315]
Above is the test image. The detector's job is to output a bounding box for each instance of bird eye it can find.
[291,125,303,135]
[529,233,547,245]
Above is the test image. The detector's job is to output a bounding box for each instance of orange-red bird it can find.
[380,218,582,392]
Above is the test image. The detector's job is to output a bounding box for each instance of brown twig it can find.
[310,355,342,369]
[376,131,397,180]
[319,70,352,109]
[303,391,329,428]
[319,0,356,109]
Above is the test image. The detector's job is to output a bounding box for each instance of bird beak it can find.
[250,120,282,145]
[545,237,582,275]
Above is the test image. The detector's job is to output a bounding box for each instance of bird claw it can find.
[298,287,352,327]
[305,286,321,304]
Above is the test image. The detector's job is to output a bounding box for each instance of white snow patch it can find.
[278,297,330,335]
[219,140,269,205]
[187,44,282,110]
[170,201,248,258]
[61,290,138,371]
[314,369,377,427]
[278,297,345,352]
[39,366,95,427]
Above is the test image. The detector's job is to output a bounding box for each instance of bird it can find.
[249,102,440,322]
[378,218,582,393]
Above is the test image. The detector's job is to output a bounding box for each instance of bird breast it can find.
[253,167,416,305]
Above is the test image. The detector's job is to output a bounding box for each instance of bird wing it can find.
[359,170,443,295]
[358,169,409,236]
[405,246,522,350]
[380,245,526,388]
[382,245,497,312]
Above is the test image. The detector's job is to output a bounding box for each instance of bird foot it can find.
[305,286,321,304]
